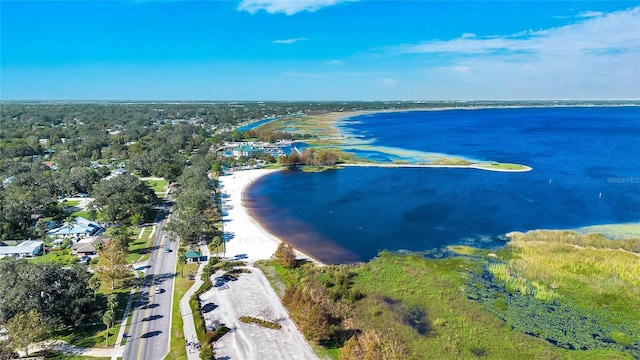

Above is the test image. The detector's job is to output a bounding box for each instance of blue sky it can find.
[1,0,639,101]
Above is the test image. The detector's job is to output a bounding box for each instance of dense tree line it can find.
[91,174,157,225]
[165,153,220,245]
[0,258,95,327]
[0,163,64,240]
[278,148,339,167]
[222,128,314,143]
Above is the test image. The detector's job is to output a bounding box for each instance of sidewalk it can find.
[180,244,211,360]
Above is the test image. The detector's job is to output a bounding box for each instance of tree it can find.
[107,293,118,313]
[301,303,332,342]
[165,207,216,245]
[91,174,157,224]
[87,275,102,300]
[274,242,296,268]
[95,240,130,289]
[110,224,133,249]
[5,310,46,357]
[102,309,115,346]
[211,236,223,256]
[0,259,94,327]
[178,249,187,278]
[211,162,223,176]
[339,331,383,360]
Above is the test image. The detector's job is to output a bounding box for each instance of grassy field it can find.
[165,262,200,360]
[348,253,572,359]
[32,351,111,360]
[70,209,91,219]
[260,113,343,142]
[127,226,154,263]
[62,199,81,207]
[29,248,77,265]
[264,233,638,360]
[145,178,169,199]
[147,179,168,192]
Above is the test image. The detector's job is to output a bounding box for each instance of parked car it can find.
[155,287,161,294]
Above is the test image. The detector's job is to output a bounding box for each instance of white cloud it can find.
[324,59,345,66]
[238,0,356,15]
[271,38,308,44]
[461,32,476,39]
[390,7,640,99]
[396,7,639,57]
[577,11,604,18]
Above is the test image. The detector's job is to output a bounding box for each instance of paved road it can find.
[123,205,176,360]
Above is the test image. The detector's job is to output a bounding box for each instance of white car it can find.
[154,287,161,294]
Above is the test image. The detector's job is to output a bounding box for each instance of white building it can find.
[0,240,44,258]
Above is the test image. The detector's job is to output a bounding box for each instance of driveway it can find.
[199,266,318,360]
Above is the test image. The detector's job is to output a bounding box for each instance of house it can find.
[0,240,44,258]
[102,168,127,181]
[47,217,105,240]
[72,236,109,257]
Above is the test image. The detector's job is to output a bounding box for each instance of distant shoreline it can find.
[274,108,534,171]
[340,162,533,172]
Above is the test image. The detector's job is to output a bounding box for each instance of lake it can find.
[245,107,640,264]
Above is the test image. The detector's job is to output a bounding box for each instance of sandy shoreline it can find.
[218,168,322,264]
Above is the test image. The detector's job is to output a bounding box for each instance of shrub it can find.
[199,344,214,360]
[239,316,282,330]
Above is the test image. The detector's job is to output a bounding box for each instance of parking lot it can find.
[198,266,318,360]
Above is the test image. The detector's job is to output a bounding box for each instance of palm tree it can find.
[212,236,223,256]
[107,293,118,312]
[178,249,187,278]
[102,310,115,346]
[87,275,101,300]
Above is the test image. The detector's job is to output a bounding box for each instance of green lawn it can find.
[62,199,81,207]
[165,263,200,360]
[145,179,169,194]
[123,226,155,263]
[29,248,77,266]
[32,350,110,360]
[70,209,91,219]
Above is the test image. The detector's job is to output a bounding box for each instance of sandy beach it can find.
[218,168,284,263]
[219,168,322,264]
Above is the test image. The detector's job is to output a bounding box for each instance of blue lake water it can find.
[245,107,640,264]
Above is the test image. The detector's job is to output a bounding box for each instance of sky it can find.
[1,0,639,101]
